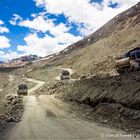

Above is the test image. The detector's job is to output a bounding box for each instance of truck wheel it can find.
[124,67,131,73]
[130,66,135,71]
[117,68,124,73]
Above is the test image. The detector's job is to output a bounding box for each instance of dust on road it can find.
[0,72,139,140]
[24,78,45,94]
[2,95,138,140]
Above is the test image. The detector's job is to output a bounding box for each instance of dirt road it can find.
[24,78,45,94]
[0,75,139,140]
[3,95,138,140]
[8,75,15,82]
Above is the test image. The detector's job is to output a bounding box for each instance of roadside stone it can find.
[103,119,109,123]
[119,107,125,113]
[7,117,16,122]
[132,114,140,120]
[5,94,14,101]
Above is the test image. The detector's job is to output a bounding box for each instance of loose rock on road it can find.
[1,95,138,140]
[0,74,139,140]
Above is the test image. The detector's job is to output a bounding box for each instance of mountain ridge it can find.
[58,2,140,55]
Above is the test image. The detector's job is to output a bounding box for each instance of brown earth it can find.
[20,2,140,129]
[34,71,140,133]
[0,74,36,134]
[0,1,140,136]
[9,2,140,133]
[0,73,8,89]
[41,2,140,78]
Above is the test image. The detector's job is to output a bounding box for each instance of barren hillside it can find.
[12,2,140,78]
[21,2,140,133]
[6,2,140,134]
[60,1,140,54]
[41,2,140,77]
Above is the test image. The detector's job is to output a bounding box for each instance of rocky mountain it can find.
[59,2,140,55]
[11,55,40,62]
[43,2,140,77]
[35,2,140,132]
[7,2,140,133]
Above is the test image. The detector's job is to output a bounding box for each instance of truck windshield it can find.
[130,52,135,59]
[18,84,28,90]
[63,73,69,75]
[136,52,140,58]
[62,71,69,75]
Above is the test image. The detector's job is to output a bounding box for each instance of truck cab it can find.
[115,49,140,73]
[60,70,70,80]
[17,84,28,96]
[129,50,140,70]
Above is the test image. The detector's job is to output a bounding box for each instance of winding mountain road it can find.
[1,72,139,140]
[5,95,137,140]
[24,78,45,94]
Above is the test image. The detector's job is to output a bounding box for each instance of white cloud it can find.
[0,36,11,49]
[0,50,5,55]
[0,51,22,60]
[0,26,9,33]
[110,0,139,6]
[18,33,56,56]
[34,0,139,35]
[0,20,4,25]
[10,14,70,35]
[0,20,9,33]
[17,33,82,57]
[7,0,139,59]
[9,14,23,25]
[19,16,60,33]
[34,0,44,6]
[10,14,82,57]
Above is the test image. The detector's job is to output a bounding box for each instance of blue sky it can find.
[0,0,139,60]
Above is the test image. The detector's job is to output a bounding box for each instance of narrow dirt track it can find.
[8,75,15,82]
[24,78,45,94]
[0,73,139,140]
[4,95,138,140]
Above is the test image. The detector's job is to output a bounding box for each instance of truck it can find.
[60,70,70,80]
[17,84,28,96]
[115,49,140,73]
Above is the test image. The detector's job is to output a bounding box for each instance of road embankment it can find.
[49,71,140,134]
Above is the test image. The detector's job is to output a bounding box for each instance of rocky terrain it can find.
[0,92,23,134]
[0,1,140,137]
[17,2,140,134]
[40,2,140,78]
[0,73,8,89]
[60,1,140,54]
[0,74,36,134]
[53,72,140,133]
[0,95,23,124]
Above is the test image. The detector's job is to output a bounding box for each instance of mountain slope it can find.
[59,2,140,54]
[13,2,140,133]
[44,2,140,77]
[38,3,140,132]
